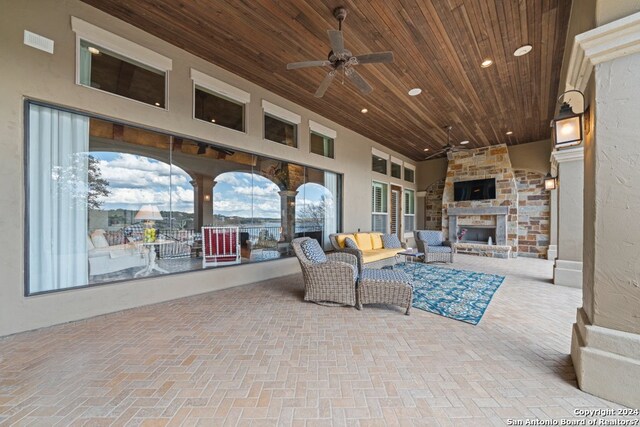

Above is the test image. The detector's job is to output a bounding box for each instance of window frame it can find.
[190,68,250,134]
[72,17,171,110]
[262,100,301,148]
[404,163,416,183]
[403,189,416,237]
[371,180,389,233]
[309,120,337,159]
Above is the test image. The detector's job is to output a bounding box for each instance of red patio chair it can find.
[202,227,241,267]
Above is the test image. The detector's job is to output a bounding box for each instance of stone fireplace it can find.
[442,145,518,258]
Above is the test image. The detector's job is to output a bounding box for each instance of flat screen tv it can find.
[454,178,496,201]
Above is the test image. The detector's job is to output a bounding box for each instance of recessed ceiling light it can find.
[87,46,100,55]
[514,44,533,57]
[408,88,422,96]
[481,59,493,68]
[154,102,161,107]
[423,148,429,151]
[211,118,216,123]
[506,131,513,135]
[361,108,368,113]
[460,140,469,145]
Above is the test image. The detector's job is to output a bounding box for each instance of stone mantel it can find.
[448,207,509,216]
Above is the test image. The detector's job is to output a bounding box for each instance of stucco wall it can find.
[588,52,640,334]
[0,0,416,336]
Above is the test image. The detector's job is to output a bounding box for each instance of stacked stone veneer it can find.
[515,170,550,258]
[442,145,519,257]
[423,179,445,230]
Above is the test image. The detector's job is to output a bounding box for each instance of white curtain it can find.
[29,105,89,292]
[79,43,92,86]
[323,172,338,250]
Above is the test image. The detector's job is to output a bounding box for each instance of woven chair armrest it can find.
[338,248,364,275]
[306,261,356,280]
[326,252,358,269]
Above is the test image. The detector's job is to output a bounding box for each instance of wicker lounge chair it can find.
[292,237,358,307]
[414,230,454,263]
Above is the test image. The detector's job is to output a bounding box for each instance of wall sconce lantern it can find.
[544,173,557,191]
[204,194,211,202]
[552,90,585,148]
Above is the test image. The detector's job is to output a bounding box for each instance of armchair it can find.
[414,230,454,263]
[292,237,358,307]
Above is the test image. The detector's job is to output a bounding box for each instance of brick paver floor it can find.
[0,255,626,426]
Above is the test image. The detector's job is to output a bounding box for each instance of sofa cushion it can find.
[87,235,95,250]
[361,248,404,264]
[336,233,356,249]
[355,233,373,250]
[301,239,327,263]
[418,230,444,246]
[381,234,402,248]
[90,230,109,249]
[370,233,384,249]
[344,237,359,249]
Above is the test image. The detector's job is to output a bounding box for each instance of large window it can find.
[25,103,342,295]
[371,181,388,233]
[404,189,415,234]
[79,40,166,108]
[194,86,245,132]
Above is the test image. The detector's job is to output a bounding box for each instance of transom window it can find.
[264,114,297,147]
[194,86,245,132]
[310,132,334,158]
[79,40,166,108]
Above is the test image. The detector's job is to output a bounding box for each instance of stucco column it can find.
[547,157,558,260]
[278,190,298,242]
[568,12,640,408]
[552,148,584,287]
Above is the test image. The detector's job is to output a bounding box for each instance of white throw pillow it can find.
[86,235,95,250]
[90,230,109,248]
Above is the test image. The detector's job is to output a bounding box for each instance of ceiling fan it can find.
[286,6,394,98]
[425,125,469,160]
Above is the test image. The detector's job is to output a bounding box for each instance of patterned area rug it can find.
[391,263,505,325]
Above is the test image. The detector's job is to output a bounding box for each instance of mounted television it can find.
[454,178,496,201]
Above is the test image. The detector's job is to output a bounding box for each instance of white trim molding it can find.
[308,120,336,139]
[565,11,640,92]
[191,69,250,104]
[261,100,301,124]
[390,156,402,166]
[71,16,172,72]
[551,146,584,164]
[371,147,389,160]
[554,259,583,288]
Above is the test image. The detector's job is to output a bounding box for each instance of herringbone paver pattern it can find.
[0,255,626,426]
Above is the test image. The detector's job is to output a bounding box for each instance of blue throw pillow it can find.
[301,239,327,263]
[344,237,359,249]
[381,234,402,248]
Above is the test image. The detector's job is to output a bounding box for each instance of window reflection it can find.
[26,103,343,294]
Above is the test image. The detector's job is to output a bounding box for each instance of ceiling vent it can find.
[23,30,54,54]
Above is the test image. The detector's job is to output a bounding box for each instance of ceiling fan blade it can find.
[327,30,345,54]
[345,67,373,95]
[314,71,336,98]
[286,60,331,70]
[353,51,394,64]
[424,150,447,160]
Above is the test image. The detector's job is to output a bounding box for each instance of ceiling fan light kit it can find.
[424,125,470,160]
[286,6,394,98]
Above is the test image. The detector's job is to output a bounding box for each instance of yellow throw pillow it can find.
[370,233,384,249]
[355,233,373,250]
[336,234,356,248]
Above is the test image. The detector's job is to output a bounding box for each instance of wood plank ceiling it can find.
[81,0,572,161]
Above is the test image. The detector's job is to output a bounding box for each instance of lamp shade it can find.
[553,102,583,148]
[544,173,557,191]
[135,205,163,221]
